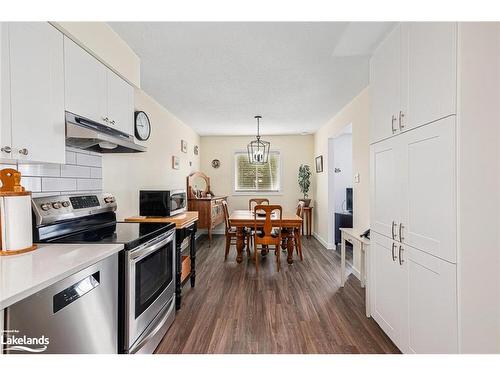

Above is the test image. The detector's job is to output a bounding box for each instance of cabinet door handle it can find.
[391,115,397,134]
[1,146,11,153]
[398,110,405,130]
[398,245,404,265]
[391,221,397,240]
[19,148,29,156]
[399,223,405,242]
[391,242,397,262]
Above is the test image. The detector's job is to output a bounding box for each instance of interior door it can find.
[9,22,65,164]
[406,244,458,353]
[64,36,107,124]
[400,116,456,263]
[370,24,401,143]
[370,136,402,240]
[370,232,407,351]
[106,69,134,136]
[405,22,457,130]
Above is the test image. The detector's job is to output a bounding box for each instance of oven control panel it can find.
[32,193,117,226]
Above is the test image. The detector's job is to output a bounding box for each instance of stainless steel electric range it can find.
[32,193,176,354]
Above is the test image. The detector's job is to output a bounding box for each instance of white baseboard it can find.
[312,232,334,250]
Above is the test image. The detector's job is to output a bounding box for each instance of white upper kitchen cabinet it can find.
[0,23,9,157]
[65,36,134,136]
[370,25,402,143]
[406,244,458,353]
[5,23,65,164]
[64,36,107,125]
[403,23,457,130]
[400,116,457,262]
[370,136,402,241]
[370,232,408,352]
[106,69,134,135]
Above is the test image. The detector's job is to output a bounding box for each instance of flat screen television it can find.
[346,187,353,213]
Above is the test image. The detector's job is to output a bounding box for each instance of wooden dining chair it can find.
[253,204,283,272]
[248,198,270,211]
[281,201,305,261]
[222,200,250,261]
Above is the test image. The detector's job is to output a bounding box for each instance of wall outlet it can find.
[354,173,360,183]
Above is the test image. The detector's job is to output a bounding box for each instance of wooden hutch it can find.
[187,171,227,245]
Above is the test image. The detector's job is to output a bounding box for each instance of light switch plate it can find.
[354,173,360,183]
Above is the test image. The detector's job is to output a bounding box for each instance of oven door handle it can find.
[130,230,175,261]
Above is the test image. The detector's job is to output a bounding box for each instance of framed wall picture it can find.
[172,156,180,170]
[315,155,323,173]
[181,140,187,153]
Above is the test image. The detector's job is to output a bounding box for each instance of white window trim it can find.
[232,149,283,196]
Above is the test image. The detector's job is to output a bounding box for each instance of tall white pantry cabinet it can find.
[370,23,500,353]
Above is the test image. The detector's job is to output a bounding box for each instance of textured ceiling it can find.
[110,22,394,136]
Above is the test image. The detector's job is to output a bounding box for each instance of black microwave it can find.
[139,190,187,217]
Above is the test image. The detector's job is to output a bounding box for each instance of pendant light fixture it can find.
[247,115,270,165]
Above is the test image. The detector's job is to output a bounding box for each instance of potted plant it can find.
[298,164,312,207]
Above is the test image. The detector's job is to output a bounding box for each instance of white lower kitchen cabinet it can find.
[371,231,458,354]
[370,232,408,352]
[406,244,458,353]
[1,22,65,164]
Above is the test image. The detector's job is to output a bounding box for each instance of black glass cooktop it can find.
[46,221,175,250]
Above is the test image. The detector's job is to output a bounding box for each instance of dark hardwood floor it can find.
[155,235,400,354]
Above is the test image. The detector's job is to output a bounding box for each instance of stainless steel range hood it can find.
[65,112,146,153]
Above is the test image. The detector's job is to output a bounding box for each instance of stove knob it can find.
[104,197,115,204]
[52,202,62,209]
[61,201,70,208]
[41,203,51,211]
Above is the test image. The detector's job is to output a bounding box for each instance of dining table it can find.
[228,209,303,264]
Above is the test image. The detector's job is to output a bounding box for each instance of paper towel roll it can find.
[1,195,33,251]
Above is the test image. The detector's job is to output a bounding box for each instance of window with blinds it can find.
[234,151,281,192]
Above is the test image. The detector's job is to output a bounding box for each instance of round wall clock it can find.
[211,159,220,169]
[134,111,151,141]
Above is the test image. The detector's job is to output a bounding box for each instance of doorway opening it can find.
[327,124,353,261]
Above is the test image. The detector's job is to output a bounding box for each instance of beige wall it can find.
[200,135,314,230]
[52,22,141,87]
[103,90,200,220]
[313,87,371,258]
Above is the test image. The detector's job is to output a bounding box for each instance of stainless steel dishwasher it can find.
[3,253,118,354]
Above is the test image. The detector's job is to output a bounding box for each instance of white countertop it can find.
[0,243,124,310]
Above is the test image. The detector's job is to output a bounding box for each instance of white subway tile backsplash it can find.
[77,178,102,191]
[5,147,102,194]
[42,177,77,192]
[65,151,77,165]
[76,153,101,167]
[0,163,17,170]
[61,164,91,178]
[18,163,60,177]
[90,167,102,179]
[66,146,89,155]
[21,177,42,192]
[32,192,61,198]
